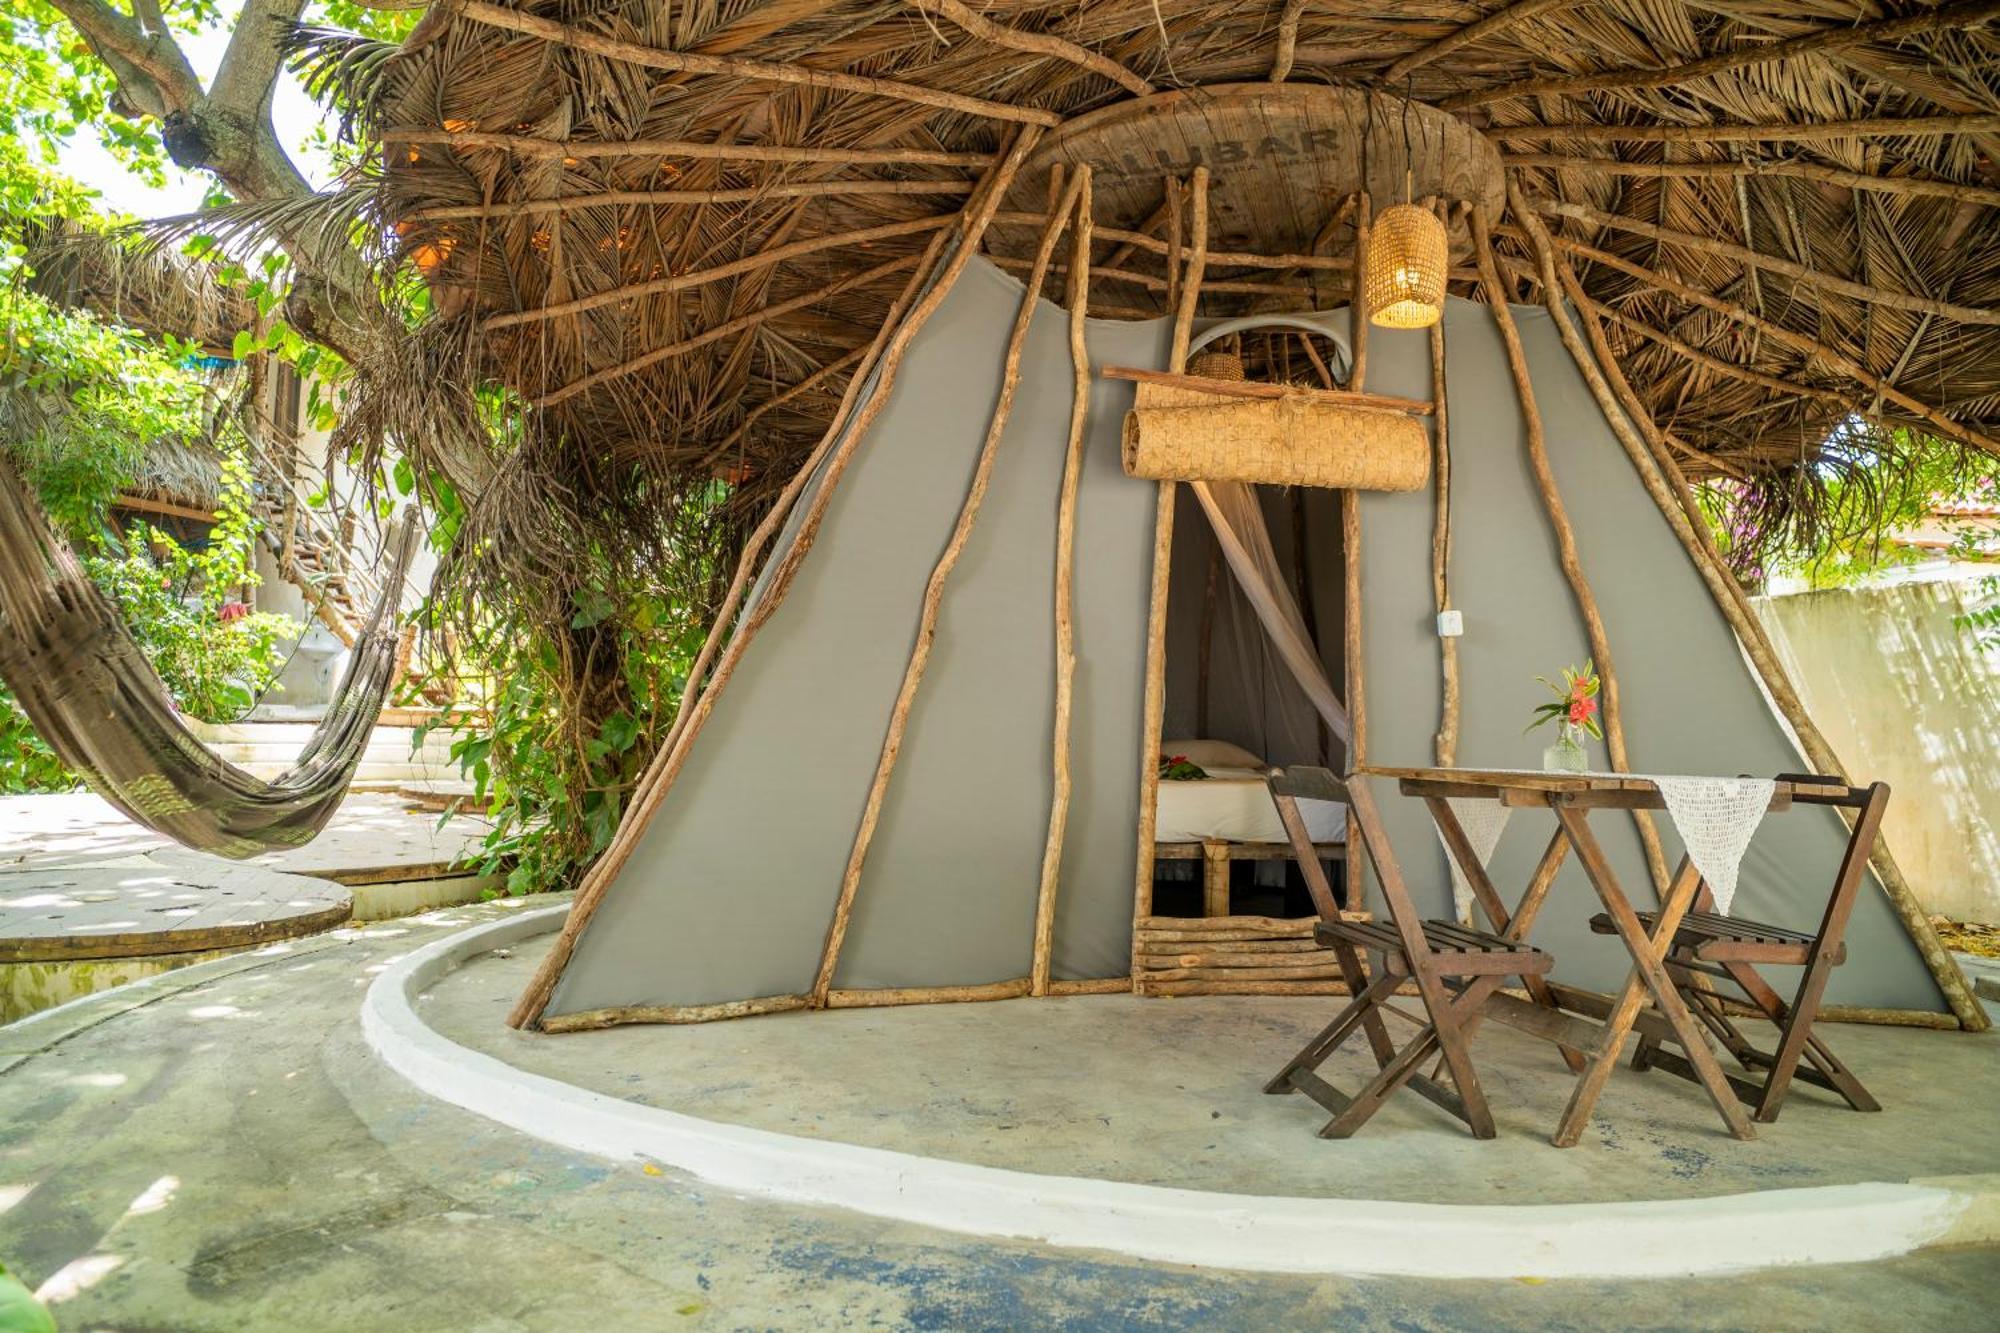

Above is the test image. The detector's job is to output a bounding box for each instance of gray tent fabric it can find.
[548,261,1165,1014]
[542,259,1949,1023]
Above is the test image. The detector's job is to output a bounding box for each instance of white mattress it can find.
[1154,767,1347,844]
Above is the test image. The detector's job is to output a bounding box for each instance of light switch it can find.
[1437,609,1464,638]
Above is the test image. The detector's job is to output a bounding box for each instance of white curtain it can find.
[1187,479,1351,747]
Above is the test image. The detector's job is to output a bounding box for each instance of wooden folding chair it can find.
[1262,768,1553,1139]
[1591,775,1888,1123]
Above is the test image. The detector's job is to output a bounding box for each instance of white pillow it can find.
[1160,738,1265,770]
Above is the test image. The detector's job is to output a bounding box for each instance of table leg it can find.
[1552,806,1756,1147]
[1425,800,1586,1074]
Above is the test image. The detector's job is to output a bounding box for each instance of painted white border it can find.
[364,908,1981,1280]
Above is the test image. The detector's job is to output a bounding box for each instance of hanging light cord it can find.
[1402,74,1416,205]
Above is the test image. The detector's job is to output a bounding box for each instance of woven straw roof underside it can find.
[352,1,2000,508]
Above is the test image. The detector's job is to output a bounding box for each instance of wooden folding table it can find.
[1362,766,1844,1147]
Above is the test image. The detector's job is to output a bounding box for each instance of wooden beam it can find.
[813,172,1088,1006]
[534,254,918,407]
[481,215,953,333]
[1271,0,1309,82]
[412,178,975,220]
[506,125,1045,1031]
[1381,0,1581,82]
[1100,366,1432,415]
[1428,222,1458,768]
[383,129,992,168]
[113,493,217,524]
[1131,167,1209,974]
[1475,197,1669,892]
[1518,228,1999,458]
[910,0,1153,96]
[1033,167,1093,998]
[1516,210,1988,1033]
[1448,2,2000,110]
[1531,197,2000,326]
[457,1,1062,126]
[1501,154,2000,210]
[1490,114,2000,146]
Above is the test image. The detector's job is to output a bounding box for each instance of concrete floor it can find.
[0,791,492,879]
[429,936,2000,1205]
[2,900,1995,1330]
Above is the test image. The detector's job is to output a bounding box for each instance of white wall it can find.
[1756,576,2000,923]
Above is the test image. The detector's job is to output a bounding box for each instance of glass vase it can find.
[1542,722,1589,773]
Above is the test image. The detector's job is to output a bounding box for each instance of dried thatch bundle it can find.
[287,2,1996,577]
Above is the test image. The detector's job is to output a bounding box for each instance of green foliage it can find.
[1699,424,2000,590]
[0,1257,56,1333]
[0,686,73,794]
[422,581,713,898]
[85,448,301,723]
[1955,577,2000,654]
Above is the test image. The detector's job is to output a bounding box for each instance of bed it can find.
[1153,740,1346,845]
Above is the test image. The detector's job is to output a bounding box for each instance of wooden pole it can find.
[415,179,974,220]
[813,171,1089,1006]
[507,126,1044,1031]
[1032,168,1094,998]
[1349,192,1372,390]
[484,216,953,333]
[1447,2,2000,110]
[910,0,1153,95]
[1383,0,1581,81]
[1513,209,1989,1032]
[1270,0,1308,82]
[1489,113,2000,146]
[1529,198,2000,327]
[1518,229,2000,458]
[534,253,920,407]
[1473,200,1670,893]
[1501,154,2000,211]
[1429,246,1458,768]
[457,1,1061,127]
[384,129,992,168]
[1132,167,1209,976]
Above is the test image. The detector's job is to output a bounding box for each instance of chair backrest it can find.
[1322,771,1442,970]
[1772,773,1890,812]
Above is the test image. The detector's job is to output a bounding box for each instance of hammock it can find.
[0,455,418,857]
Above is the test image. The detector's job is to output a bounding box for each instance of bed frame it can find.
[1137,839,1356,997]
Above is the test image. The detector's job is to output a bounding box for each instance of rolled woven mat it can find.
[1122,394,1429,491]
[1188,350,1245,381]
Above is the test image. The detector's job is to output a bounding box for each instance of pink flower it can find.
[219,600,250,623]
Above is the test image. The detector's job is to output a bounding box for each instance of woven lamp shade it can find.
[1365,202,1448,329]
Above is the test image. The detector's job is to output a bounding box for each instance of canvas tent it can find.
[510,246,1974,1032]
[319,5,1998,1037]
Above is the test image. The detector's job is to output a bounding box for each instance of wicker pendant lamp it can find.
[1364,88,1448,330]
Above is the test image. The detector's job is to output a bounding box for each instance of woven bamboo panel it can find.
[1122,393,1429,491]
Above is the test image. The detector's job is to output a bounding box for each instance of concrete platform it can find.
[422,933,2000,1209]
[0,793,501,1020]
[3,898,1994,1328]
[367,909,2000,1281]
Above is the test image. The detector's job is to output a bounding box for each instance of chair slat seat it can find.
[1317,917,1553,977]
[1587,910,1845,965]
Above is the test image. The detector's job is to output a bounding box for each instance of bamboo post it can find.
[507,126,1044,1031]
[1132,167,1209,977]
[1032,168,1094,998]
[1472,200,1671,893]
[1429,244,1458,768]
[1349,192,1372,391]
[813,171,1090,1006]
[1514,206,1988,1032]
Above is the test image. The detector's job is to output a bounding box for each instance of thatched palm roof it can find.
[325,1,1998,557]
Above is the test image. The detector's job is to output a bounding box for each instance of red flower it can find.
[218,600,250,623]
[1567,695,1597,725]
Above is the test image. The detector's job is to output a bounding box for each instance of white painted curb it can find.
[363,907,1981,1280]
